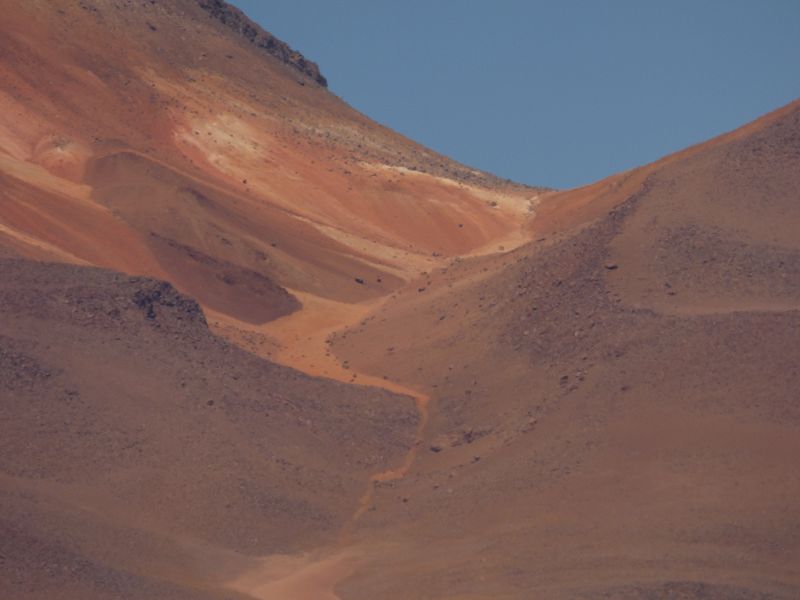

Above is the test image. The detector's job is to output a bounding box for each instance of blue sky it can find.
[235,1,800,189]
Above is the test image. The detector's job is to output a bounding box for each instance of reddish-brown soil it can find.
[1,1,799,599]
[333,100,800,599]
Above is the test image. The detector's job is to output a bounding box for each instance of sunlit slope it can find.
[0,0,540,323]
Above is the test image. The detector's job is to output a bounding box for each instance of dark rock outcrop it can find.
[132,280,207,325]
[197,0,327,87]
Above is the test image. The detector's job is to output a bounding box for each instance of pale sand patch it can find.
[291,215,438,277]
[462,224,537,258]
[362,161,536,216]
[228,551,360,600]
[211,290,423,398]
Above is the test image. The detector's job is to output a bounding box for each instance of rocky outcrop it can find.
[197,0,327,86]
[132,280,207,326]
[0,259,209,336]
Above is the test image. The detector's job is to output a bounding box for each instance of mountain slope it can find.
[1,1,799,599]
[0,2,537,597]
[0,258,417,600]
[0,0,542,323]
[333,100,800,599]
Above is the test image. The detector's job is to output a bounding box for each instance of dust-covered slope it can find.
[0,257,417,600]
[332,100,800,599]
[0,0,542,326]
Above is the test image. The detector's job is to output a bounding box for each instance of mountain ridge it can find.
[197,0,328,87]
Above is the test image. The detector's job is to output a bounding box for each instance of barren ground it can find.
[1,1,799,598]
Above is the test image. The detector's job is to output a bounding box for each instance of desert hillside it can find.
[334,99,800,599]
[1,1,798,599]
[0,258,416,600]
[0,0,541,317]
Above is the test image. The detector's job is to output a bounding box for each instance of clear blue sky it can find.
[234,1,800,189]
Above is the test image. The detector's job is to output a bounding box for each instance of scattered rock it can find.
[429,427,492,453]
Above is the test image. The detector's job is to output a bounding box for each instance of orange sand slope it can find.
[0,0,541,325]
